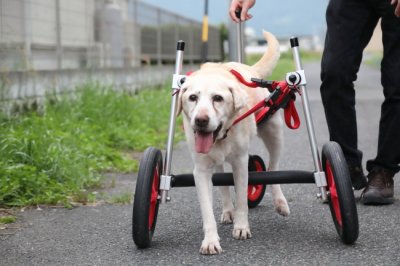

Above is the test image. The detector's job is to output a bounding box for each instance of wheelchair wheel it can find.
[322,142,359,244]
[132,147,163,248]
[247,155,267,208]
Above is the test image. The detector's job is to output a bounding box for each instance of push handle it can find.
[174,40,185,75]
[235,8,244,63]
[176,40,185,51]
[235,8,242,20]
[290,37,303,76]
[290,37,299,48]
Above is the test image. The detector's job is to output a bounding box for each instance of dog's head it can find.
[177,64,248,154]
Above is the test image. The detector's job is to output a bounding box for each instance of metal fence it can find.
[0,0,222,103]
[0,0,222,104]
[135,1,222,63]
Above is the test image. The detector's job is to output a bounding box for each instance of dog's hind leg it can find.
[216,165,234,224]
[258,116,290,216]
[194,163,223,255]
[271,184,290,216]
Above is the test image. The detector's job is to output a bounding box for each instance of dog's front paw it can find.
[232,226,252,240]
[274,197,290,216]
[199,237,222,255]
[220,209,234,224]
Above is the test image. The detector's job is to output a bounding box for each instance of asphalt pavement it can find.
[1,62,399,266]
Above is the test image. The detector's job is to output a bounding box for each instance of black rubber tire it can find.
[322,141,359,244]
[132,147,163,249]
[247,155,267,208]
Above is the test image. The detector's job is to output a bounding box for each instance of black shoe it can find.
[348,165,368,190]
[361,168,394,205]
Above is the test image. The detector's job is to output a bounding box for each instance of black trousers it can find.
[320,0,400,173]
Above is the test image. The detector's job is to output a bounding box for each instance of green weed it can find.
[0,83,182,207]
[0,215,16,224]
[108,192,132,204]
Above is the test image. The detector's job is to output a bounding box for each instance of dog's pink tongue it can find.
[195,132,213,154]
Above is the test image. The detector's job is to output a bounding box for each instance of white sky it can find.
[141,0,328,38]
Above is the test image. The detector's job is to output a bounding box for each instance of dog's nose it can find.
[195,115,209,128]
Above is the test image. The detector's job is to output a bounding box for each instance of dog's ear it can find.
[229,85,248,111]
[176,87,187,116]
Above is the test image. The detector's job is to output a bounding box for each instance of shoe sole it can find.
[362,195,394,205]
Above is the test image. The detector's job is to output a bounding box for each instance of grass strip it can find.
[0,83,182,207]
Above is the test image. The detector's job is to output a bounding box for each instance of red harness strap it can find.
[229,69,300,130]
[232,99,268,126]
[229,69,259,88]
[183,69,300,130]
[284,98,300,129]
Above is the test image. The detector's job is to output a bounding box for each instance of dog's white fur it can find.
[177,32,290,255]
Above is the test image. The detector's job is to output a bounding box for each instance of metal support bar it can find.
[171,170,315,187]
[235,9,244,63]
[160,41,185,204]
[290,37,327,201]
[236,22,244,63]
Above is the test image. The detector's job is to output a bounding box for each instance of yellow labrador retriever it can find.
[177,31,290,255]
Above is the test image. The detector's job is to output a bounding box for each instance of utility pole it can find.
[201,0,209,63]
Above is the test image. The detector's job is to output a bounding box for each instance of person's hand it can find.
[391,0,400,17]
[229,0,256,22]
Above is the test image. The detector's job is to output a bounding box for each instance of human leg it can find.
[320,0,379,188]
[362,2,400,204]
[365,4,400,174]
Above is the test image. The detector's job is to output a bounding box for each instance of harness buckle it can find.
[250,78,274,91]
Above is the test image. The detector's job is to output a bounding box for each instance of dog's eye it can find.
[213,95,224,102]
[189,94,198,102]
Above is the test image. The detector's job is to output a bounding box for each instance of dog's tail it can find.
[251,31,280,78]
